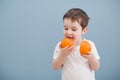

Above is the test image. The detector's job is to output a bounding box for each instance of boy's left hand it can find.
[81,53,94,60]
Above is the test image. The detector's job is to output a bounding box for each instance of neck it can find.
[74,38,83,46]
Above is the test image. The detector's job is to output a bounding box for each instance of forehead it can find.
[63,18,81,27]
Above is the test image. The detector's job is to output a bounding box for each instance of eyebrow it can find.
[71,26,77,29]
[64,26,77,29]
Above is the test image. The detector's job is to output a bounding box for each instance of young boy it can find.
[52,8,100,80]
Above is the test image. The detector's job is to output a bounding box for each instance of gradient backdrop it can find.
[0,0,120,80]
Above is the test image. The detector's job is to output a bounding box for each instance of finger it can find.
[81,54,90,58]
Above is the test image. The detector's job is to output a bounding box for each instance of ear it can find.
[82,27,88,35]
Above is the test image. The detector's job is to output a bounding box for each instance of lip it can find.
[66,36,74,40]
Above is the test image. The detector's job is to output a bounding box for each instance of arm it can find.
[52,46,74,70]
[86,41,100,71]
[82,54,100,71]
[52,53,66,70]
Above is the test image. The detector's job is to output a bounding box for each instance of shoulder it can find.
[54,41,61,50]
[83,38,97,49]
[88,40,95,46]
[56,41,61,47]
[83,38,95,45]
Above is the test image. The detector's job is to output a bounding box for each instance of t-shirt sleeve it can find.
[53,42,61,59]
[89,40,100,60]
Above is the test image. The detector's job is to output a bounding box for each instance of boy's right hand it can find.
[59,44,74,57]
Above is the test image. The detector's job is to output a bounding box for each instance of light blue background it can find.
[0,0,120,80]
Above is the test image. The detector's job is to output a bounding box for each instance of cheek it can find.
[75,31,81,36]
[64,31,67,36]
[64,30,66,32]
[63,30,66,34]
[74,32,82,38]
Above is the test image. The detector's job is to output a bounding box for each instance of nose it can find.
[67,29,72,34]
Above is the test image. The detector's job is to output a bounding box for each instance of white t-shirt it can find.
[53,40,100,80]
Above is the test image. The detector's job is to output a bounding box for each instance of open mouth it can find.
[66,36,74,40]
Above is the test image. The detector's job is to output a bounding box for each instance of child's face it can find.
[63,18,88,46]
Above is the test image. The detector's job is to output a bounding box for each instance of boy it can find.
[52,8,100,80]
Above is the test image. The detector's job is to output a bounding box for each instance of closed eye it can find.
[64,27,68,30]
[72,28,77,31]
